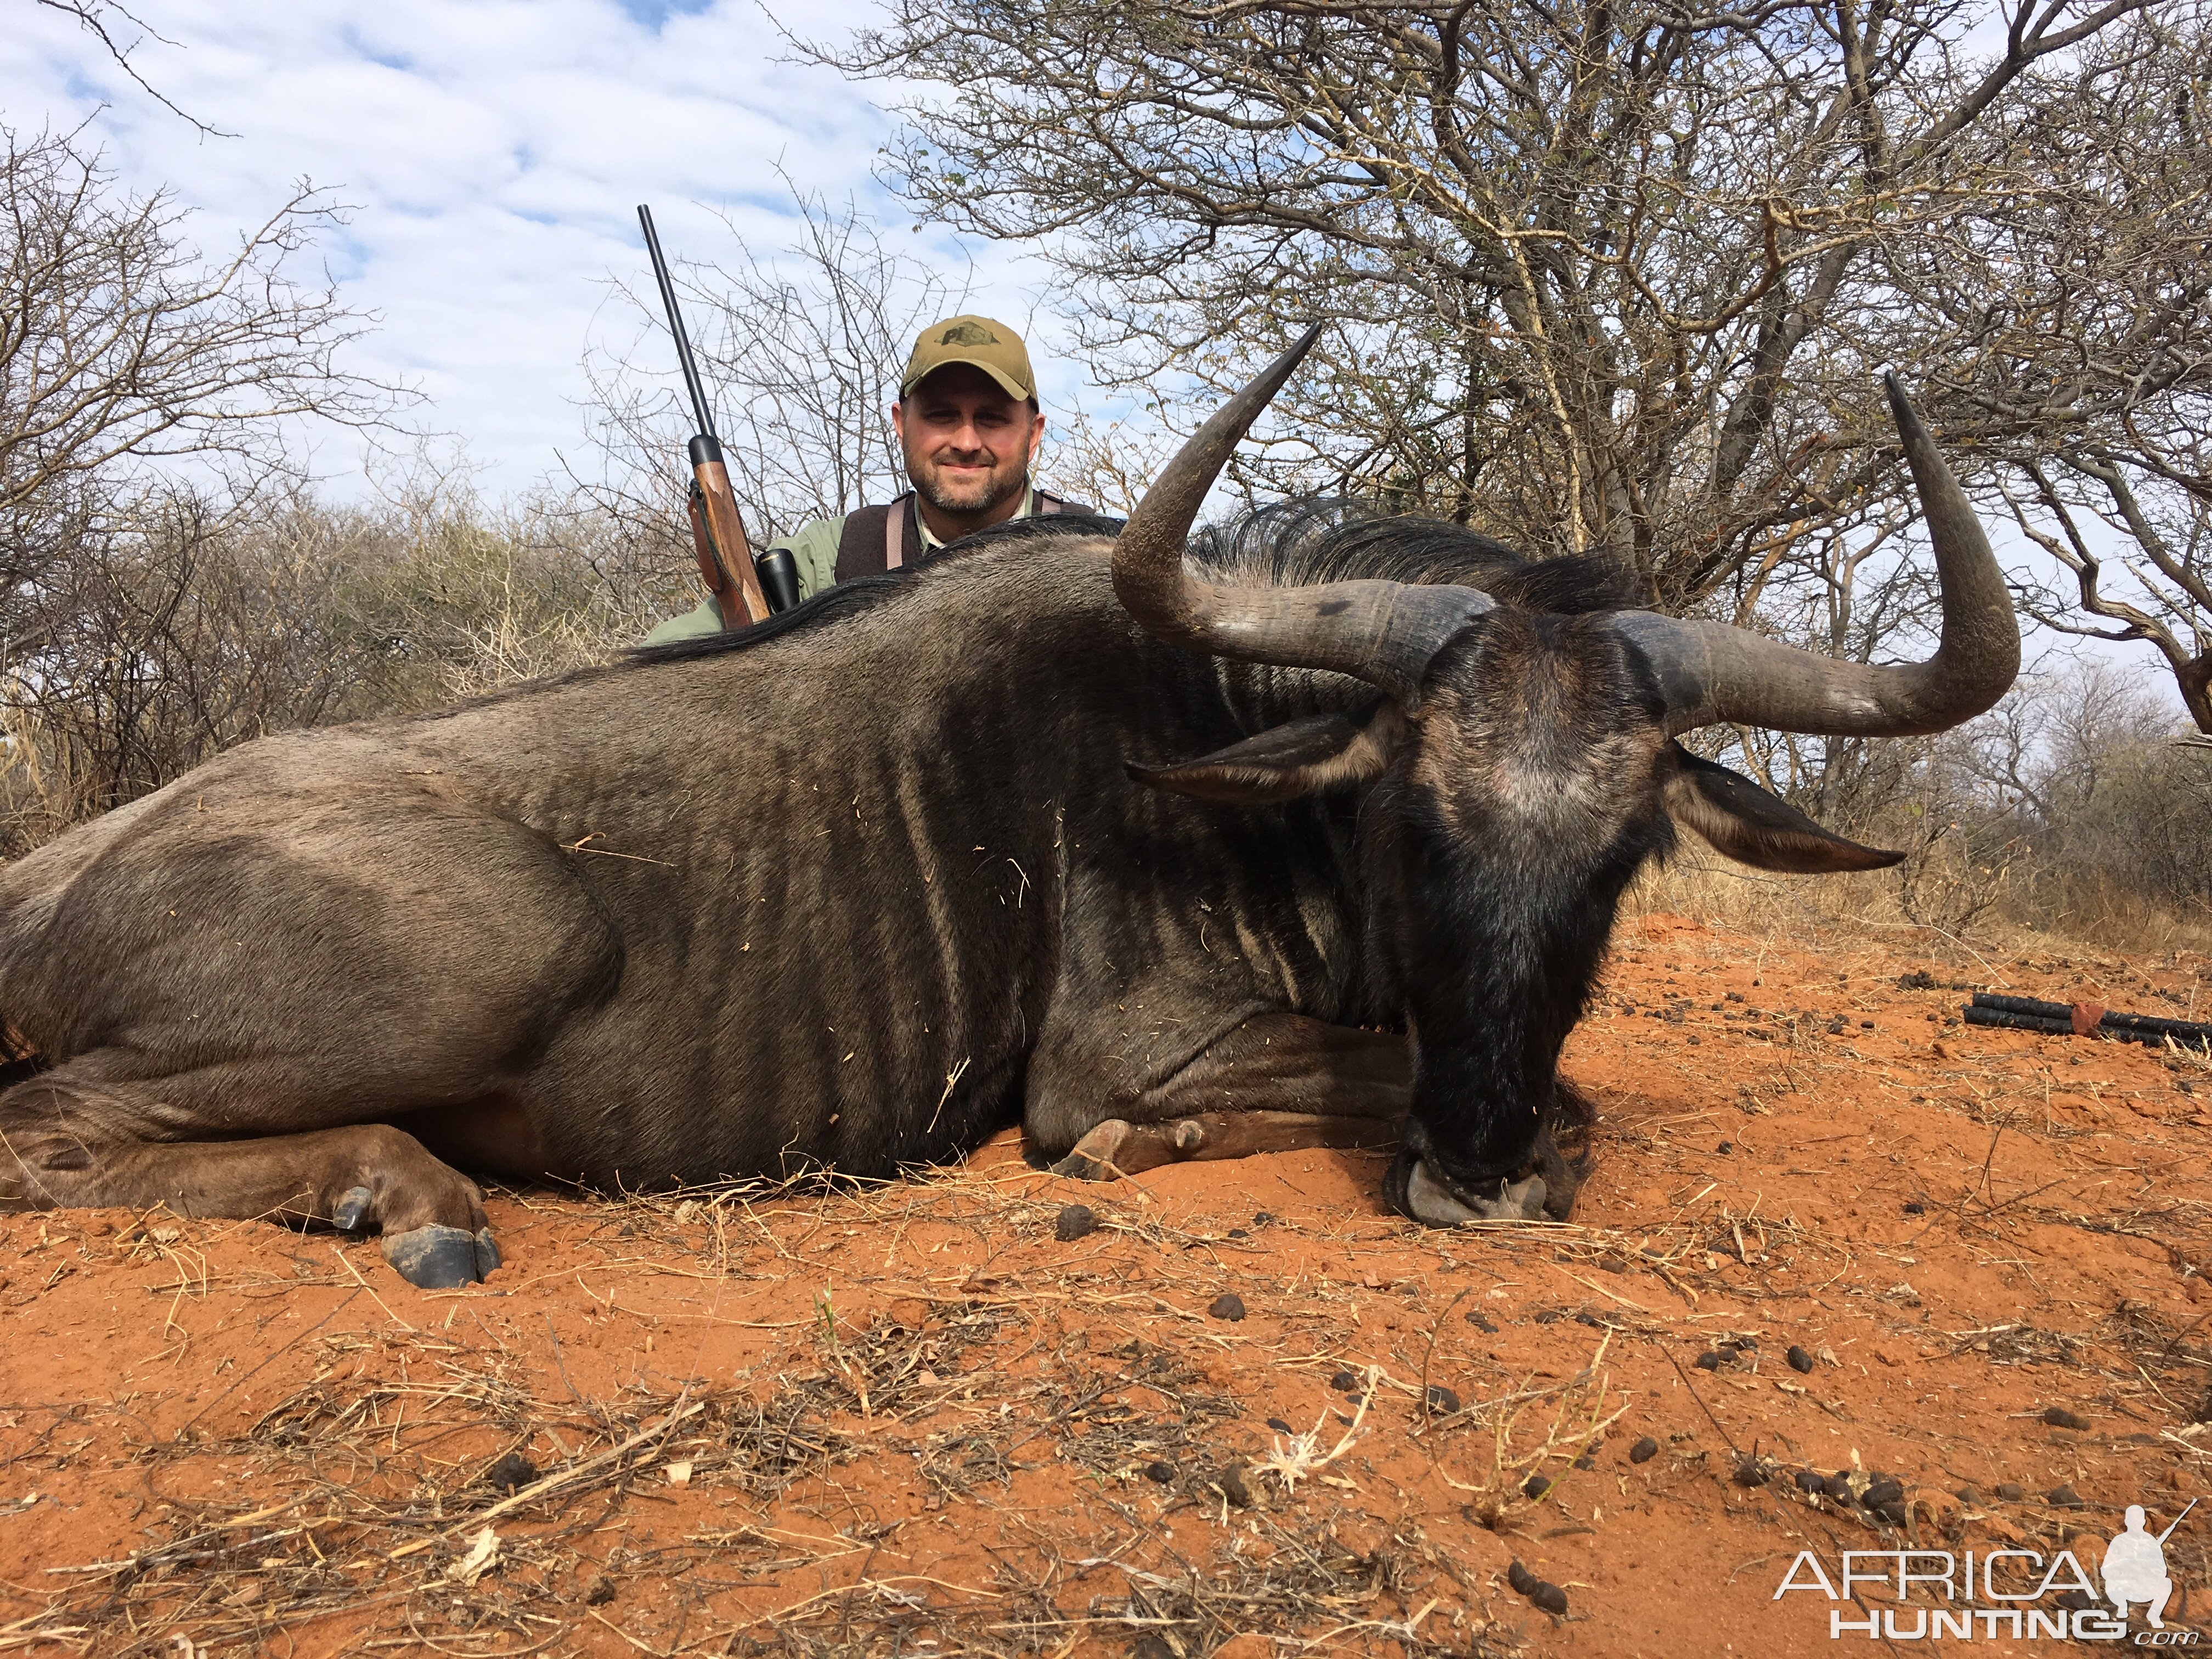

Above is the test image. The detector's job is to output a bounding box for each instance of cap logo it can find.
[939,322,998,346]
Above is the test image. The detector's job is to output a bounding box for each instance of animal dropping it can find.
[1508,1559,1568,1615]
[484,1452,538,1495]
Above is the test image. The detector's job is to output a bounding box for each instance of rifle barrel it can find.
[2158,1497,2198,1543]
[636,203,717,442]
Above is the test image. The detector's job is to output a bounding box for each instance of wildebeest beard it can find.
[1350,608,1681,1219]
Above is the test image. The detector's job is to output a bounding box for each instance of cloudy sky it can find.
[2,0,1059,495]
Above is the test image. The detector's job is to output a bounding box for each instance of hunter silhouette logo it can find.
[939,321,999,346]
[2106,1501,2192,1629]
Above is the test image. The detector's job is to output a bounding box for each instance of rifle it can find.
[636,204,801,625]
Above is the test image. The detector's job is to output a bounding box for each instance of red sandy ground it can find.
[2,911,2209,1658]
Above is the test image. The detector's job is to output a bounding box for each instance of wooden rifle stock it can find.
[685,435,771,628]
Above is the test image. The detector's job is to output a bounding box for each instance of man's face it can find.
[893,364,1045,519]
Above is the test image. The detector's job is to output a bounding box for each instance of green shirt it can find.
[641,489,1038,645]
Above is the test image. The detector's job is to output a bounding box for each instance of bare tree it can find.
[29,0,233,135]
[822,0,2153,610]
[0,124,417,844]
[2010,465,2210,731]
[1,127,400,623]
[1892,8,2212,731]
[1043,404,1170,518]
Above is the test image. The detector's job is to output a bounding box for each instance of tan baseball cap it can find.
[900,314,1036,402]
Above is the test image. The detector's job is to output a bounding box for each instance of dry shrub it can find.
[1632,840,2212,961]
[1632,766,2212,960]
[0,472,693,857]
[1661,654,2212,956]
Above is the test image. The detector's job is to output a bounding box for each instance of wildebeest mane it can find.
[1194,500,1642,616]
[628,512,1132,668]
[628,503,1626,682]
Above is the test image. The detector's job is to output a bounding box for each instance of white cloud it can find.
[0,0,1061,496]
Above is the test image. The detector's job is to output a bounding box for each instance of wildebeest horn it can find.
[1612,375,2019,737]
[1114,324,1492,706]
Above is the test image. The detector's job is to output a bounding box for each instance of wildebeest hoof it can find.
[1531,1131,1582,1221]
[333,1186,373,1232]
[383,1224,499,1289]
[1049,1118,1132,1182]
[1394,1156,1548,1227]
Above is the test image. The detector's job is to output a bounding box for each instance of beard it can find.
[913,454,1027,518]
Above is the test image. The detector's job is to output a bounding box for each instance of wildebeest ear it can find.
[1658,745,1905,873]
[1130,698,1406,804]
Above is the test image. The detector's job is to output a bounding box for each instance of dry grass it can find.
[3,1169,1899,1656]
[0,1175,1549,1658]
[1629,848,2212,962]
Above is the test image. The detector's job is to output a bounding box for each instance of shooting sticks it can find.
[1962,992,2212,1053]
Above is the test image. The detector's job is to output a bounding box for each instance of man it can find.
[645,315,1091,642]
[2102,1504,2175,1628]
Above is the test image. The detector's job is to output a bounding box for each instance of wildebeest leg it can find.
[1037,1012,1566,1220]
[0,1070,498,1288]
[1052,1108,1397,1177]
[1043,1012,1402,1178]
[1035,1009,1409,1169]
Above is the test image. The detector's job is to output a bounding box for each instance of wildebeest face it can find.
[1404,611,1674,876]
[1134,605,1906,1224]
[1403,611,1908,881]
[1360,611,1682,1224]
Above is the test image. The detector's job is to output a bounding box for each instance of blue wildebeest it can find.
[0,335,2016,1285]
